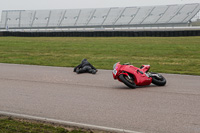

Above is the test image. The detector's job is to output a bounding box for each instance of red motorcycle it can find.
[112,62,166,88]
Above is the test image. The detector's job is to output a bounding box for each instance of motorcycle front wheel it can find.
[119,74,136,89]
[151,73,166,86]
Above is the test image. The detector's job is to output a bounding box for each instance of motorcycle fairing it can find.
[118,65,152,86]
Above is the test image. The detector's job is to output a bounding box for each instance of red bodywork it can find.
[113,62,152,86]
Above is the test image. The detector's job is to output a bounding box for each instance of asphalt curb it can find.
[0,111,142,133]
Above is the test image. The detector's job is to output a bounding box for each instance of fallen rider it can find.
[73,59,97,74]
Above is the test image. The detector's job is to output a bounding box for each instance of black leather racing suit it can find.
[73,59,97,74]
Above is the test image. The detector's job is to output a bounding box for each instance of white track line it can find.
[0,111,142,133]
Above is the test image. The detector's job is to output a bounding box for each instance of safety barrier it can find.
[1,30,200,37]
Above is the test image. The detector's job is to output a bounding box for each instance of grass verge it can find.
[0,116,93,133]
[0,37,200,75]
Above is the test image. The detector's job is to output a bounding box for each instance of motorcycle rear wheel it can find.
[151,73,166,86]
[119,74,136,89]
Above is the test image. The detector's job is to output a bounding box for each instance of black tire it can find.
[119,74,136,89]
[151,73,166,86]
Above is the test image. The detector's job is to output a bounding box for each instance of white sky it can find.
[0,0,200,10]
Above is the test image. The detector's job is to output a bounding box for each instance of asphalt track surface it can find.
[0,63,200,133]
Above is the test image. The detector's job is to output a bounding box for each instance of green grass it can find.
[0,117,88,133]
[0,37,200,75]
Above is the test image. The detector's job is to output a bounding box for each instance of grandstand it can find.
[0,3,200,37]
[0,3,200,30]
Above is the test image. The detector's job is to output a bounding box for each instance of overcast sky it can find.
[0,0,200,11]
